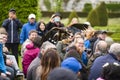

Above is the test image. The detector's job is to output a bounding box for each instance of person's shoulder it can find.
[3,19,10,22]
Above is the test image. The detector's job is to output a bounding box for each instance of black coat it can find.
[2,19,22,43]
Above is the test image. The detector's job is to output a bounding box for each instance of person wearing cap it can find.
[2,8,22,63]
[46,12,64,31]
[61,57,82,76]
[20,13,37,44]
[92,30,108,54]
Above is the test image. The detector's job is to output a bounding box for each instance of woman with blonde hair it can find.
[35,48,60,80]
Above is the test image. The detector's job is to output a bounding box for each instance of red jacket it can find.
[22,43,40,76]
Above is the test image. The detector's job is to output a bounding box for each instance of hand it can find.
[6,59,13,66]
[6,71,11,76]
[1,73,7,78]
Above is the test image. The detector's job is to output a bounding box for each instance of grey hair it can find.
[109,43,120,57]
[40,41,56,52]
[96,41,108,53]
[105,37,114,49]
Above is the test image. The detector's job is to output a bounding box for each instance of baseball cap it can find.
[61,57,82,73]
[96,30,107,35]
[52,12,62,19]
[28,14,36,19]
[47,67,77,80]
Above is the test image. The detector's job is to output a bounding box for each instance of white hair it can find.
[109,43,120,57]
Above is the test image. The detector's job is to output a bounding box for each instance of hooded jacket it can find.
[22,43,40,76]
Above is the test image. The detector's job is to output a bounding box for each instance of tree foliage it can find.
[0,0,42,25]
[82,3,92,12]
[87,2,108,26]
[96,2,108,26]
[87,9,99,26]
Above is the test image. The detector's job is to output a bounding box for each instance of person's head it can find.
[95,41,108,53]
[105,37,114,50]
[101,62,120,80]
[37,21,46,31]
[61,57,82,74]
[32,36,41,48]
[9,8,16,19]
[85,28,95,39]
[28,30,38,41]
[40,41,56,55]
[41,48,60,80]
[97,30,107,40]
[74,37,85,54]
[109,43,120,60]
[70,17,79,25]
[47,67,78,80]
[0,27,8,44]
[28,13,36,24]
[51,13,62,23]
[74,32,83,40]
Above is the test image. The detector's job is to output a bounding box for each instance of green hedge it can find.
[0,0,41,25]
[106,3,120,12]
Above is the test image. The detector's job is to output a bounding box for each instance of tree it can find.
[87,9,99,26]
[0,0,42,25]
[53,0,63,12]
[87,2,108,26]
[96,2,108,26]
[82,3,92,13]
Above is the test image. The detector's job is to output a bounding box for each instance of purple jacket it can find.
[22,43,40,76]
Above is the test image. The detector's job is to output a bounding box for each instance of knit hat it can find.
[61,57,82,73]
[47,67,77,80]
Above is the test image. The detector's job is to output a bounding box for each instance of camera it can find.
[84,48,92,54]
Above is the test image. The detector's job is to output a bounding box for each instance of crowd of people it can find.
[0,8,120,80]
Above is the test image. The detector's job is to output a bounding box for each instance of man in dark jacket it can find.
[2,8,22,62]
[88,43,120,80]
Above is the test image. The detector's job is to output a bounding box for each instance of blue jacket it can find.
[0,43,7,73]
[20,22,36,44]
[2,19,22,43]
[88,53,120,80]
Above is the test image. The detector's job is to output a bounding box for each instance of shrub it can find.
[96,2,108,26]
[82,3,92,12]
[68,10,79,24]
[87,9,99,27]
[87,2,108,26]
[106,3,120,12]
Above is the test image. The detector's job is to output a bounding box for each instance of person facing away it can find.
[35,48,60,80]
[2,8,22,63]
[20,13,37,44]
[88,43,120,80]
[97,62,120,80]
[47,67,78,80]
